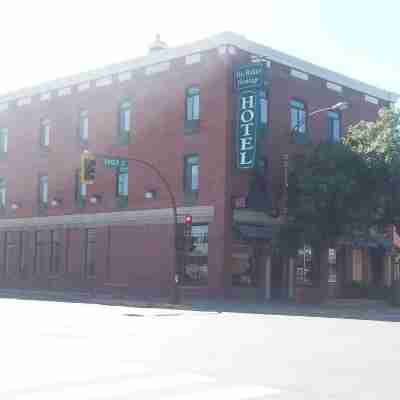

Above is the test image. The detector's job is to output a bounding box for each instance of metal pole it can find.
[94,153,180,304]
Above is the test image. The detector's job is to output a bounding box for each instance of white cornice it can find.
[0,31,398,104]
[0,206,215,231]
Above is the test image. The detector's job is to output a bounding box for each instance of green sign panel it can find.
[236,89,259,169]
[104,158,128,171]
[234,63,265,91]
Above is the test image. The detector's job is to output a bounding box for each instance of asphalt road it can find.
[1,298,399,399]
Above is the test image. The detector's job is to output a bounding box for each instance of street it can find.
[1,298,399,399]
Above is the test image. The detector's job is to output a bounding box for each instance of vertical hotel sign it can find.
[234,63,265,169]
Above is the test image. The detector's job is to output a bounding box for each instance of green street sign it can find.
[104,158,128,169]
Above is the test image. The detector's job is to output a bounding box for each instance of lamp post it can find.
[92,153,180,304]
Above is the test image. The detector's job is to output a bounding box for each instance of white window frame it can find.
[40,175,48,205]
[0,179,6,208]
[41,119,50,147]
[79,110,89,141]
[0,128,8,153]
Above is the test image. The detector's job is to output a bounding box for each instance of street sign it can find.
[104,158,128,169]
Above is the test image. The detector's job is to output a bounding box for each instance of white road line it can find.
[0,364,149,394]
[12,373,215,400]
[163,385,282,400]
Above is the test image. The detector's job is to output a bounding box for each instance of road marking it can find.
[0,363,149,395]
[12,373,215,400]
[163,385,282,400]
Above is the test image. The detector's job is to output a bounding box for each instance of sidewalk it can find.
[0,288,399,322]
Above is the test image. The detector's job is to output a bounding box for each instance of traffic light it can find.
[80,151,96,184]
[183,215,192,237]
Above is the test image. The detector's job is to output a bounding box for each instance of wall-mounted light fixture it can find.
[10,202,20,210]
[50,198,62,207]
[144,190,156,200]
[89,194,102,205]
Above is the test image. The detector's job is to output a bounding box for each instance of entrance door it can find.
[270,253,285,299]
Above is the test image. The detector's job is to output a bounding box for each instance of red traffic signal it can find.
[184,215,192,225]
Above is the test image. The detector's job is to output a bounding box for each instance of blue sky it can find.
[1,0,398,99]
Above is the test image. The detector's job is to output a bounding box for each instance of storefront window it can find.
[296,245,313,284]
[328,248,337,283]
[181,225,208,285]
[232,252,256,287]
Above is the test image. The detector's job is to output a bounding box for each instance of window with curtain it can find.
[328,111,341,142]
[184,154,199,193]
[118,100,131,144]
[117,166,128,197]
[186,87,200,126]
[290,99,307,134]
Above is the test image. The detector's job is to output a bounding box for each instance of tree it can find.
[344,107,400,233]
[280,106,400,290]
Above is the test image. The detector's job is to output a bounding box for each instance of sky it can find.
[1,0,399,101]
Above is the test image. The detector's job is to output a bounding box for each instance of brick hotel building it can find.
[0,32,398,301]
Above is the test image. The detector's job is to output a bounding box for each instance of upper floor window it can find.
[184,154,200,193]
[40,119,51,147]
[0,178,6,208]
[39,175,48,206]
[186,87,200,122]
[116,164,129,197]
[260,91,269,126]
[290,99,307,134]
[79,110,89,142]
[75,169,87,207]
[118,100,131,144]
[0,128,8,153]
[328,111,341,142]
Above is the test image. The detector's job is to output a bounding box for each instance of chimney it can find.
[148,34,168,53]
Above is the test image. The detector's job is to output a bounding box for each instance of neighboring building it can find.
[0,32,398,301]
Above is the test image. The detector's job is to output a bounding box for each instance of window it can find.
[0,178,6,208]
[116,164,129,197]
[186,87,200,122]
[40,119,50,147]
[39,175,48,206]
[79,110,89,142]
[232,252,257,287]
[49,230,61,275]
[260,91,269,126]
[184,155,199,193]
[290,99,307,134]
[296,245,313,284]
[75,169,87,207]
[328,111,341,142]
[85,228,96,278]
[4,232,19,275]
[0,128,8,153]
[118,100,131,144]
[180,225,208,285]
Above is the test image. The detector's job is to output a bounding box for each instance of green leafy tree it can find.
[280,107,400,289]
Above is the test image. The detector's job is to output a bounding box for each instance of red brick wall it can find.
[229,49,384,209]
[0,44,389,298]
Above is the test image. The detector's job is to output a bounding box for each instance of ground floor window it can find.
[296,245,313,284]
[328,248,337,283]
[4,232,20,275]
[180,225,208,285]
[85,228,96,278]
[232,252,257,287]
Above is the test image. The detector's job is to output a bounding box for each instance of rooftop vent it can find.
[148,34,168,53]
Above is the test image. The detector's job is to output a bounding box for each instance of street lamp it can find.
[309,101,349,117]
